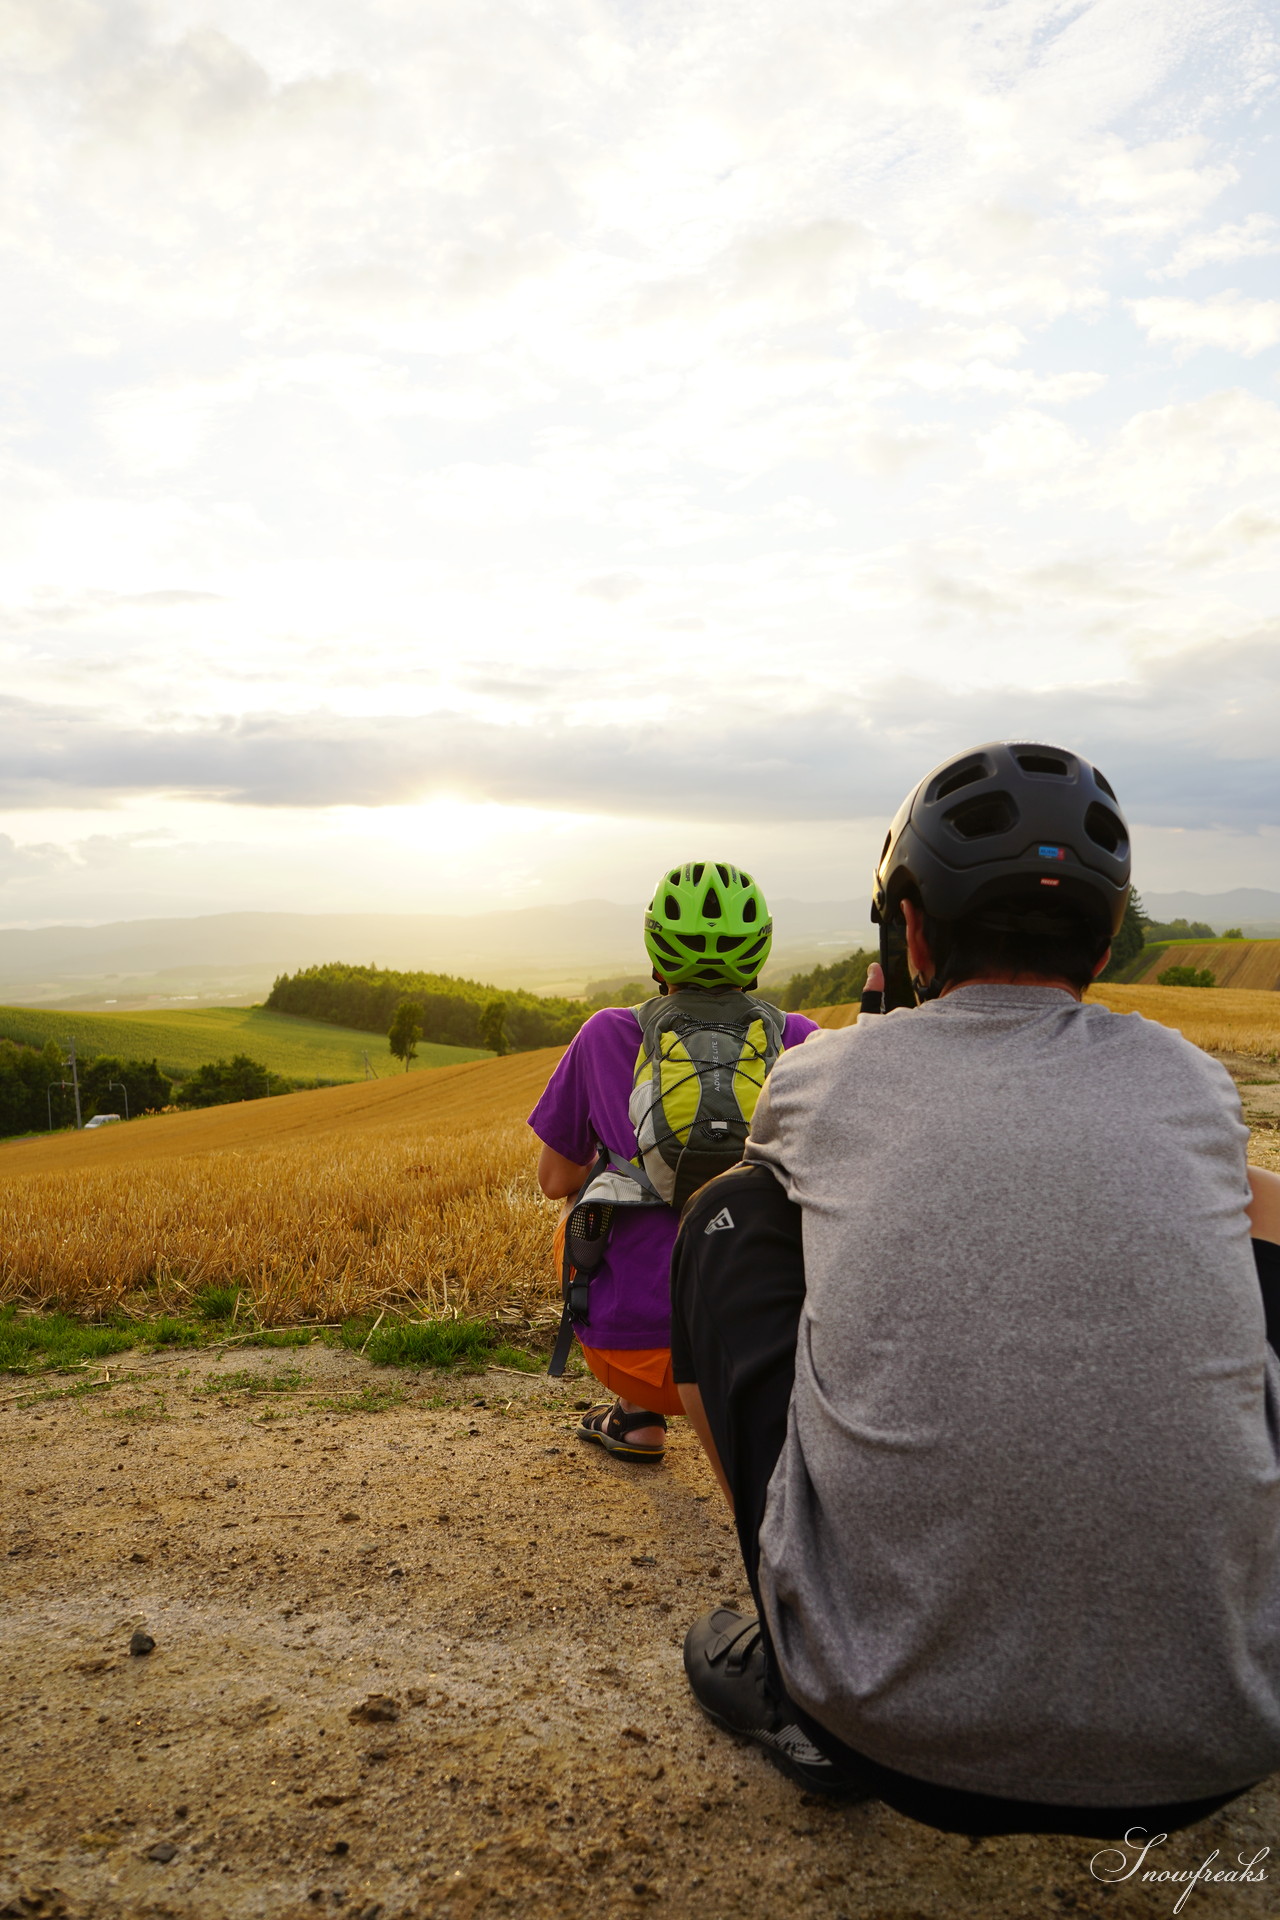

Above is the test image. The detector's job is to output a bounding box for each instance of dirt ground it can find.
[2,1348,1277,1920]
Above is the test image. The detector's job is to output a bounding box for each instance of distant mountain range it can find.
[0,888,1274,1012]
[0,900,872,1010]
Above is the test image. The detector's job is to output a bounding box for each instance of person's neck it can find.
[938,971,1083,1002]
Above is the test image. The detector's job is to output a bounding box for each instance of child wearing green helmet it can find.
[528,863,819,1461]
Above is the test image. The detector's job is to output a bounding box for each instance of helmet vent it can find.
[742,898,757,923]
[680,933,707,953]
[935,762,987,801]
[663,895,681,921]
[715,863,731,886]
[1093,767,1117,801]
[945,793,1018,840]
[1015,751,1069,777]
[1084,803,1127,856]
[716,934,745,953]
[691,862,705,884]
[702,887,722,919]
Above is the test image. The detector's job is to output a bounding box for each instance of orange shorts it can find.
[579,1344,683,1417]
[554,1213,683,1416]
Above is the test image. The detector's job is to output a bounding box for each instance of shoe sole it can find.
[690,1696,871,1800]
[576,1424,665,1462]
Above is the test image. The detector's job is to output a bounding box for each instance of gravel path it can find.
[2,1348,1276,1919]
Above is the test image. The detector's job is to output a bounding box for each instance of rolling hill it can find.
[0,1004,487,1084]
[3,989,1277,1327]
[0,1047,558,1175]
[1127,939,1280,991]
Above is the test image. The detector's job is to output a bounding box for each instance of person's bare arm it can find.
[1247,1166,1280,1244]
[677,1382,735,1514]
[537,1142,593,1200]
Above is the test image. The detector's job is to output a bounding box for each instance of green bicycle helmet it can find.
[643,862,773,989]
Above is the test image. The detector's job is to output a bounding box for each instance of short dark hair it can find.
[923,901,1107,993]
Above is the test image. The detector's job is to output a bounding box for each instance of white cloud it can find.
[1129,291,1280,357]
[1152,212,1280,279]
[1070,136,1237,239]
[2,0,1280,919]
[977,409,1086,482]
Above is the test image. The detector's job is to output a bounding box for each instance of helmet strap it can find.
[879,895,920,1011]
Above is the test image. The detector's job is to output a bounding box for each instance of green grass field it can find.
[0,1004,489,1083]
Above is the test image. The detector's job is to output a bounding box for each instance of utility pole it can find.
[363,1052,378,1080]
[64,1037,82,1129]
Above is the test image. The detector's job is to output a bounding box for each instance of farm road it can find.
[2,1348,1276,1920]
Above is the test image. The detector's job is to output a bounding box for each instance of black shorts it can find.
[670,1161,1262,1838]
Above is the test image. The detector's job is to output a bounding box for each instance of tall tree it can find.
[1100,891,1149,981]
[388,999,422,1072]
[478,1000,508,1056]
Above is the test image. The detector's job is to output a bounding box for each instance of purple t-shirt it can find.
[528,1003,819,1349]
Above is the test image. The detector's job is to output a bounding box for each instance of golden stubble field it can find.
[1129,939,1280,992]
[808,980,1280,1053]
[2,986,1278,1323]
[0,1051,565,1324]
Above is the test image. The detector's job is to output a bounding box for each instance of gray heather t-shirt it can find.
[745,985,1280,1805]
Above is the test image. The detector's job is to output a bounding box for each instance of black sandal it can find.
[577,1401,667,1461]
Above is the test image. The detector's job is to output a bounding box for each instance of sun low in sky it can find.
[1,0,1277,925]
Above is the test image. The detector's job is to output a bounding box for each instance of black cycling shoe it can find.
[683,1608,872,1800]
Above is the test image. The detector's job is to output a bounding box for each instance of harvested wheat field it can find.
[811,982,1280,1061]
[0,1053,563,1325]
[1090,983,1280,1066]
[3,1026,1280,1919]
[1129,939,1280,992]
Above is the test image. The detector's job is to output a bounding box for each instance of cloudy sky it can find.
[1,0,1278,926]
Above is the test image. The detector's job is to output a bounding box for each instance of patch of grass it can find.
[344,1315,497,1370]
[139,1316,203,1349]
[0,1306,136,1375]
[106,1397,170,1422]
[309,1384,409,1414]
[203,1367,306,1396]
[194,1284,240,1321]
[0,1301,544,1380]
[489,1343,543,1373]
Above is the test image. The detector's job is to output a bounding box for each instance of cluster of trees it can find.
[266,962,591,1053]
[0,1040,68,1137]
[1143,915,1216,943]
[174,1055,293,1107]
[0,1043,173,1139]
[772,950,876,1010]
[582,977,652,1009]
[0,1041,301,1139]
[1157,965,1217,989]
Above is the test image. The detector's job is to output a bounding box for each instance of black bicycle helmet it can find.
[873,741,1131,942]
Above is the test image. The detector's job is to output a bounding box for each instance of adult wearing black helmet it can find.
[671,742,1280,1835]
[870,740,1131,1007]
